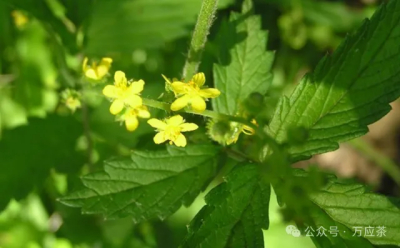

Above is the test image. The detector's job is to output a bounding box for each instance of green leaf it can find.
[310,179,400,246]
[212,0,274,115]
[60,145,220,221]
[181,164,270,248]
[266,0,400,162]
[85,0,234,55]
[0,115,84,211]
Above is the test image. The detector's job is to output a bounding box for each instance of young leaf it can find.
[181,164,270,248]
[0,115,84,211]
[266,0,400,162]
[310,179,400,246]
[60,145,220,221]
[212,0,274,115]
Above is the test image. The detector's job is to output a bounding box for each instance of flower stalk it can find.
[182,0,219,81]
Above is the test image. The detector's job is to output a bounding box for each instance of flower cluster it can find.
[76,57,256,147]
[102,71,150,131]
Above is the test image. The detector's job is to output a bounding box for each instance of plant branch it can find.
[142,98,256,128]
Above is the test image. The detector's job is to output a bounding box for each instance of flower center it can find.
[164,126,181,140]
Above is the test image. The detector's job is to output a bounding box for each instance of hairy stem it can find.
[142,98,256,128]
[182,0,218,81]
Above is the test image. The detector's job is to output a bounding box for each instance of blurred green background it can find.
[0,0,383,247]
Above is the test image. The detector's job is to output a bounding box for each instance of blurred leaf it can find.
[310,179,400,246]
[212,0,274,115]
[85,0,234,55]
[0,115,84,211]
[60,145,220,220]
[266,0,400,162]
[1,0,77,52]
[181,164,270,248]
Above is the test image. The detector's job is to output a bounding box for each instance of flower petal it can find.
[102,85,119,98]
[82,57,89,71]
[114,71,127,86]
[96,65,109,79]
[192,72,205,87]
[125,115,139,131]
[173,133,187,147]
[171,81,186,94]
[167,115,184,126]
[100,57,113,67]
[110,99,124,115]
[179,123,198,132]
[137,106,151,119]
[148,119,167,130]
[190,96,206,112]
[154,132,167,144]
[85,69,98,80]
[199,88,221,98]
[125,94,143,108]
[171,95,190,111]
[129,79,145,94]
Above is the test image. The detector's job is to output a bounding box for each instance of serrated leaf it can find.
[310,179,400,246]
[85,0,234,55]
[181,164,270,248]
[60,145,220,221]
[0,115,84,211]
[212,0,274,115]
[266,0,400,162]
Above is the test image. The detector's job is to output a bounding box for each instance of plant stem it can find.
[182,0,219,81]
[142,98,256,128]
[348,138,400,186]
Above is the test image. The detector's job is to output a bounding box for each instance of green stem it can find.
[142,98,256,128]
[182,0,218,81]
[348,138,400,186]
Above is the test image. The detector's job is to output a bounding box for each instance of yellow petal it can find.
[129,80,144,94]
[192,72,205,86]
[137,106,151,119]
[110,99,124,115]
[85,69,98,80]
[100,57,113,67]
[190,96,206,112]
[96,65,109,79]
[125,94,143,108]
[114,71,127,86]
[171,95,190,111]
[154,132,167,144]
[148,119,167,130]
[179,123,198,132]
[103,85,119,98]
[82,57,89,72]
[125,116,139,131]
[171,81,187,94]
[199,88,221,98]
[167,115,184,126]
[173,134,187,147]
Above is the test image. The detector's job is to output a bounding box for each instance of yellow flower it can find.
[102,71,144,115]
[118,106,150,132]
[83,57,113,80]
[169,73,220,112]
[11,11,28,28]
[61,89,81,112]
[147,115,198,147]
